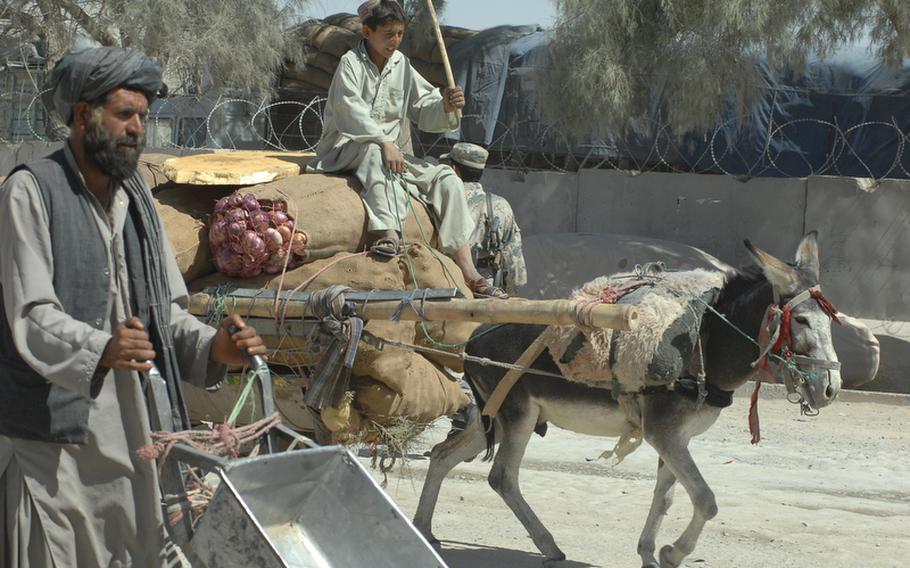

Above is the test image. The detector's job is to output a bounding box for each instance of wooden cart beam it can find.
[191,293,639,331]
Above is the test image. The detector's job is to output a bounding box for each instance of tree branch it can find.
[55,0,119,46]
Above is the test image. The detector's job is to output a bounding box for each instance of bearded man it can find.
[0,47,267,566]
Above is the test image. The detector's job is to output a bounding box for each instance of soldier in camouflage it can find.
[441,143,528,295]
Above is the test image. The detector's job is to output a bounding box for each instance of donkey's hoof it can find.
[659,545,681,568]
[642,562,660,568]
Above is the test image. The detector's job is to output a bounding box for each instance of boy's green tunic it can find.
[308,41,474,254]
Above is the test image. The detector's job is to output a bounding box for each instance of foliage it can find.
[542,0,910,137]
[0,0,308,97]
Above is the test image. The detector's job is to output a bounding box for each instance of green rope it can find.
[226,363,269,426]
[205,284,237,326]
[384,171,469,351]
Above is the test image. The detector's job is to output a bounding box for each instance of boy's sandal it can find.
[369,236,401,258]
[469,277,509,300]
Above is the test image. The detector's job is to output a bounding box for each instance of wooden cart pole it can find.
[190,295,639,331]
[425,0,463,120]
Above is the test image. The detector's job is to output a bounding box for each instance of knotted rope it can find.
[303,285,365,409]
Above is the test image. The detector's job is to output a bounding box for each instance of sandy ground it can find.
[357,387,910,568]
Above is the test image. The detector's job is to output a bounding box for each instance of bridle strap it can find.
[751,285,841,372]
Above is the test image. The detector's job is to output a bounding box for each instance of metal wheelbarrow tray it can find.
[187,445,446,568]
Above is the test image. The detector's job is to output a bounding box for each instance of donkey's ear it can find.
[794,231,820,284]
[744,239,800,296]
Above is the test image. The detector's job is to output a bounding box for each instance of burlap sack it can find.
[414,320,481,372]
[299,51,341,75]
[400,243,470,297]
[321,395,365,435]
[139,153,176,189]
[189,251,406,292]
[352,352,470,423]
[244,173,438,261]
[323,13,362,34]
[351,319,417,376]
[155,186,234,282]
[283,65,334,91]
[189,253,416,371]
[301,23,359,58]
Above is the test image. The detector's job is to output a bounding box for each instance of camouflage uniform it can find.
[463,182,527,293]
[440,142,528,294]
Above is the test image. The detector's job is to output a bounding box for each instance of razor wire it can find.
[3,83,910,181]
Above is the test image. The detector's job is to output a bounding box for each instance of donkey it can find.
[413,233,842,567]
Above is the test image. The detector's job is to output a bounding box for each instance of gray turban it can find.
[47,47,167,125]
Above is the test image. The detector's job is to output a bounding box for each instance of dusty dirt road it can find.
[359,386,910,568]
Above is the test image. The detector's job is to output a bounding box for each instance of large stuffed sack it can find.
[187,243,475,422]
[190,250,407,293]
[546,268,726,392]
[242,174,438,260]
[190,253,411,368]
[155,185,234,282]
[139,153,175,189]
[398,244,478,371]
[352,352,469,423]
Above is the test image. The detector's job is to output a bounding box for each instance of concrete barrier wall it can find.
[484,167,910,322]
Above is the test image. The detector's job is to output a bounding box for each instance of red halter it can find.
[749,286,842,444]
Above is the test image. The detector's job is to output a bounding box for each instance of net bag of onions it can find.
[209,192,309,278]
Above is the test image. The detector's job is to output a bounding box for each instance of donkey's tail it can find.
[462,369,497,462]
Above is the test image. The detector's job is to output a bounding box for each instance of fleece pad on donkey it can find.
[546,268,725,392]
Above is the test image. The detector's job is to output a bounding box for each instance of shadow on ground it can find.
[438,540,595,568]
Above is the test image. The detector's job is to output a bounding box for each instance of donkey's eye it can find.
[794,316,811,327]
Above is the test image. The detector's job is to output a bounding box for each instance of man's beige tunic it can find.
[0,146,223,567]
[308,41,474,254]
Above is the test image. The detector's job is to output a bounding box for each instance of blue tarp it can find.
[447,28,910,179]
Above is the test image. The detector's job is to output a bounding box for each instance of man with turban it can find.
[0,47,267,566]
[308,0,508,298]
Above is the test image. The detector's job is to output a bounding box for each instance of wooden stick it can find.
[424,0,462,120]
[190,294,639,331]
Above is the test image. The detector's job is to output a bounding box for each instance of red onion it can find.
[209,220,226,245]
[227,222,245,239]
[227,208,247,224]
[241,194,260,212]
[276,224,293,243]
[241,230,267,258]
[270,211,289,226]
[239,257,262,278]
[215,247,243,276]
[290,232,307,255]
[213,197,229,214]
[250,210,270,232]
[264,227,283,251]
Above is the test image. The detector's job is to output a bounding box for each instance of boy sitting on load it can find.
[307,0,507,299]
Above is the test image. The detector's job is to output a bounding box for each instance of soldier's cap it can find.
[440,142,489,170]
